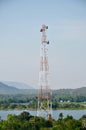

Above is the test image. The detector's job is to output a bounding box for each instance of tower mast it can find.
[37,24,52,119]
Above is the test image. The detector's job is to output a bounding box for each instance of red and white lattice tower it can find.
[37,24,52,119]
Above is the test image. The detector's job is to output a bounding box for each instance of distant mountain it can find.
[3,81,34,89]
[0,82,19,94]
[53,87,86,96]
[0,82,37,95]
[0,81,86,96]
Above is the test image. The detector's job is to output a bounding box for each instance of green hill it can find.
[53,87,86,96]
[0,81,86,96]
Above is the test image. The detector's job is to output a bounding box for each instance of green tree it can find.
[18,111,31,121]
[59,113,64,120]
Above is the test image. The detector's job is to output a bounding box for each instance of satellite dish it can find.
[47,41,49,44]
[46,26,48,29]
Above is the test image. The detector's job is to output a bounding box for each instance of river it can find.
[0,110,86,120]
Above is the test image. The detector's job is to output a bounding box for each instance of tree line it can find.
[0,111,86,130]
[0,94,86,110]
[0,94,86,103]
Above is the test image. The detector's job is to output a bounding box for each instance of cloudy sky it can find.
[0,0,86,89]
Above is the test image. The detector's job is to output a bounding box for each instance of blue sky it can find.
[0,0,86,89]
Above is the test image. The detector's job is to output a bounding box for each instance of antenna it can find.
[37,24,52,119]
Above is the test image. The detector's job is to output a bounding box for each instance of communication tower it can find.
[37,24,52,119]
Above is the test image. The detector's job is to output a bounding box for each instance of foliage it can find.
[0,94,86,110]
[0,111,86,130]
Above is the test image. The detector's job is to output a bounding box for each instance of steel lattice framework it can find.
[37,24,52,119]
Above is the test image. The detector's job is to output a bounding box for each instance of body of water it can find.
[0,110,86,120]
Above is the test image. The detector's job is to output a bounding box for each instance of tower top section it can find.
[40,24,49,45]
